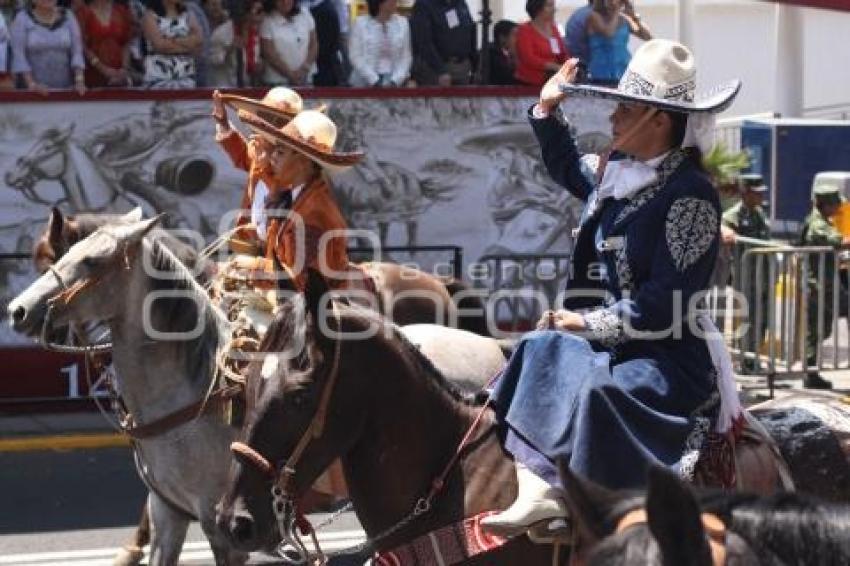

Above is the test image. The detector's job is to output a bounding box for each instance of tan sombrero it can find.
[220,87,326,129]
[238,109,365,174]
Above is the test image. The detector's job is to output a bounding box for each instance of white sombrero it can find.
[238,109,364,174]
[562,39,741,114]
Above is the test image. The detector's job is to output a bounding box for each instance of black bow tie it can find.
[265,190,293,211]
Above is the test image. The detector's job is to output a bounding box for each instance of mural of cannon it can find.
[3,102,217,235]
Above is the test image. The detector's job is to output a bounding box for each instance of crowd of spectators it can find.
[0,0,651,93]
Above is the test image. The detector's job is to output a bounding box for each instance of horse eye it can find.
[82,256,104,269]
[290,390,306,407]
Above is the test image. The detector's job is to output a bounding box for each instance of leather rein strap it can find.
[124,385,243,439]
[615,508,728,566]
[231,303,343,491]
[45,245,244,439]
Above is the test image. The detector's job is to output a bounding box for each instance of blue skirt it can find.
[490,331,716,490]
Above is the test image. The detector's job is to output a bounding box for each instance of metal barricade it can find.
[475,253,571,330]
[720,242,849,392]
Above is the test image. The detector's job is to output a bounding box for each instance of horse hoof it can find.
[113,545,144,566]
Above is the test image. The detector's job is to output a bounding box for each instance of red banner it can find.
[0,348,108,402]
[764,0,850,11]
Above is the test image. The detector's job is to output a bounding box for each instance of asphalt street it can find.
[0,447,365,565]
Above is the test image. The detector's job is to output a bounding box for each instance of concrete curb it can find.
[0,433,130,453]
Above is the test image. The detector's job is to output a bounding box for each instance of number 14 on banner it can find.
[60,363,111,399]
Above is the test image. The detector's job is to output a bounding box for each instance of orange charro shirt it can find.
[217,129,349,290]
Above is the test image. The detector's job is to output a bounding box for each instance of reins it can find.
[231,309,498,564]
[231,302,344,565]
[40,239,242,440]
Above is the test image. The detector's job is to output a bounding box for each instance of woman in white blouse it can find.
[260,0,317,86]
[348,0,411,87]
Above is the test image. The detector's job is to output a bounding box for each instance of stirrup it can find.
[481,508,567,538]
[527,517,572,545]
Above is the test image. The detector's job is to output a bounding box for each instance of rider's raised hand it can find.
[212,90,227,124]
[539,58,580,115]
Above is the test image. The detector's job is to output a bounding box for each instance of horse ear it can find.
[47,207,64,247]
[118,215,164,245]
[121,207,144,223]
[303,268,331,328]
[558,459,623,542]
[645,466,713,566]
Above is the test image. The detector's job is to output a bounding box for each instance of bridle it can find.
[230,303,496,564]
[230,302,344,565]
[39,245,133,354]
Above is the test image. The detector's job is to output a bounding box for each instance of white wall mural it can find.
[0,94,611,344]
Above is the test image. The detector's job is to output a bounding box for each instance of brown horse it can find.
[217,270,567,564]
[217,270,850,564]
[33,207,490,334]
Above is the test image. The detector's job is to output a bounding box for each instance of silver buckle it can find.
[597,236,625,252]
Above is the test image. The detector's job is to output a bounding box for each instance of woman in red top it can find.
[75,0,133,87]
[515,0,568,87]
[240,0,264,86]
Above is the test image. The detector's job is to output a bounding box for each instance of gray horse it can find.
[8,216,507,565]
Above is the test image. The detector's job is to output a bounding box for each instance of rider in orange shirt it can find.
[212,87,307,252]
[212,89,363,291]
[233,109,364,291]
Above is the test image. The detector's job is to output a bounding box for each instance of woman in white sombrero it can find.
[481,39,743,539]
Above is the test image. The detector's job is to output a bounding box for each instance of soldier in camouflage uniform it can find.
[799,176,850,389]
[722,174,771,373]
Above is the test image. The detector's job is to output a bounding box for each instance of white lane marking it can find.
[0,531,366,565]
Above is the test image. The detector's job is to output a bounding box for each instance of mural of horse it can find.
[332,159,457,250]
[4,124,213,234]
[5,124,132,212]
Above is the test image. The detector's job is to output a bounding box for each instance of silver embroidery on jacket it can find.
[614,241,634,291]
[582,308,624,348]
[666,198,718,272]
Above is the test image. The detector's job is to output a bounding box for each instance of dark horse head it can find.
[562,463,850,566]
[216,270,376,552]
[32,207,143,274]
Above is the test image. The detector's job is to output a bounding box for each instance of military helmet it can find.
[812,172,850,206]
[738,173,768,193]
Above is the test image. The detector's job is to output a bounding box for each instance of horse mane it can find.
[62,212,213,286]
[386,320,481,406]
[701,491,850,565]
[591,490,850,565]
[256,297,479,406]
[142,236,228,389]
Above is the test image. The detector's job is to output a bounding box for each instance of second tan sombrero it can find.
[238,109,364,174]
